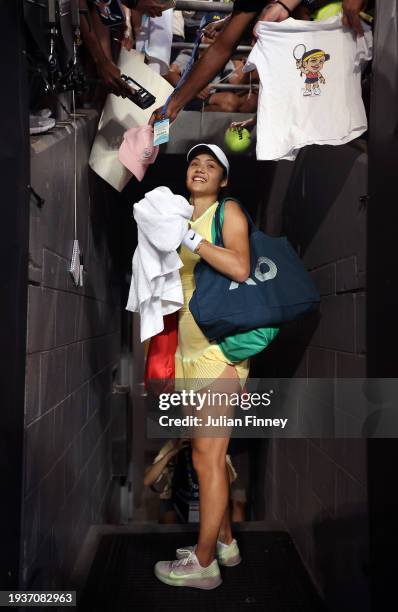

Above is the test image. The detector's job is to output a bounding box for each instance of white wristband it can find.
[181,228,204,253]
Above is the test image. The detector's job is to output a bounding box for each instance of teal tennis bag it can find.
[189,199,320,362]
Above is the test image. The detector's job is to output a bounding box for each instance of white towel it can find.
[126,186,193,342]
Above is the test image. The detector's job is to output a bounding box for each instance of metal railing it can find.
[204,83,258,90]
[172,1,256,92]
[171,42,252,53]
[175,0,234,12]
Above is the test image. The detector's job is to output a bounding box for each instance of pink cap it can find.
[118,125,159,182]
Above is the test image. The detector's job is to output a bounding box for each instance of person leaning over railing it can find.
[150,0,366,124]
[79,0,166,97]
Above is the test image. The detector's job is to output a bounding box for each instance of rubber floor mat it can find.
[78,531,326,612]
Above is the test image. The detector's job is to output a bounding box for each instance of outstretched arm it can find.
[79,0,131,96]
[150,1,304,124]
[150,11,257,123]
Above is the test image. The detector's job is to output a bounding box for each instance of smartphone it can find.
[120,74,156,109]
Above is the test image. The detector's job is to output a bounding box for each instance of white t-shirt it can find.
[245,15,372,161]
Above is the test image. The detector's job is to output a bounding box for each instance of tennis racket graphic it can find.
[293,44,306,72]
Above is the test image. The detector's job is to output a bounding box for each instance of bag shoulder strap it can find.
[211,198,255,246]
[211,198,227,245]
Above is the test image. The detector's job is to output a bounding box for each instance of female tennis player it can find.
[154,143,250,589]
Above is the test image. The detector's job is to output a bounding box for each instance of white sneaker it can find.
[154,550,222,590]
[303,90,312,96]
[176,538,242,567]
[313,87,321,95]
[29,115,55,135]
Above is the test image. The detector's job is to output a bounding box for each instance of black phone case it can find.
[121,74,156,109]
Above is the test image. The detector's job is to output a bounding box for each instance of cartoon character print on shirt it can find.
[293,45,330,96]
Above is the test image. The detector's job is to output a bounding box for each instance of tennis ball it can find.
[313,2,342,20]
[224,127,251,153]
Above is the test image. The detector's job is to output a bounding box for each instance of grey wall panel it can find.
[22,112,122,589]
[255,138,369,610]
[367,1,398,610]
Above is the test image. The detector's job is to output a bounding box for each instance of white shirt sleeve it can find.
[354,25,373,69]
[244,44,260,73]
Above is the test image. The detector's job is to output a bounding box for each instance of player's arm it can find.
[194,201,250,284]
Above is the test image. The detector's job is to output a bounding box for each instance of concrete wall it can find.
[23,112,121,589]
[254,142,369,611]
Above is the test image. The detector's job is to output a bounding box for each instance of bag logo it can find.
[229,257,277,290]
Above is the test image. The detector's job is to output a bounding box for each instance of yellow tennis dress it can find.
[174,201,250,391]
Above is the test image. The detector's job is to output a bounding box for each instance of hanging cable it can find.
[69,89,82,287]
[73,89,77,241]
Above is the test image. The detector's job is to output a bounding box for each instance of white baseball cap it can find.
[187,143,230,177]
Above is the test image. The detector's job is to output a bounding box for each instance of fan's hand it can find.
[342,0,365,35]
